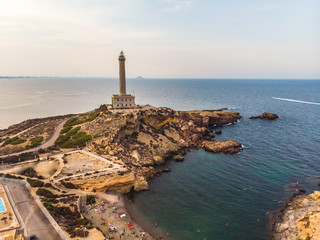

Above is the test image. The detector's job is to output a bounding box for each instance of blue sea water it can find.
[0,78,319,239]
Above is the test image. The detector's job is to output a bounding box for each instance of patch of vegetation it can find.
[27,178,44,187]
[64,117,83,128]
[60,125,72,134]
[21,167,37,177]
[154,117,178,129]
[44,183,53,188]
[86,112,100,122]
[3,136,27,146]
[36,188,56,198]
[55,125,92,148]
[61,181,77,189]
[67,218,92,228]
[86,195,96,205]
[25,136,44,149]
[65,126,81,137]
[4,174,23,179]
[43,197,59,204]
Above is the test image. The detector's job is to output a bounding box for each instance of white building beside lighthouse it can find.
[112,51,135,109]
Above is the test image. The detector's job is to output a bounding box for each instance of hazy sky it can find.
[0,0,319,78]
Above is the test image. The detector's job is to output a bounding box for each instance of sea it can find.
[1,78,320,239]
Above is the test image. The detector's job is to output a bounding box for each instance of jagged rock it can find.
[131,150,141,161]
[250,112,279,120]
[191,134,201,142]
[181,124,188,131]
[173,155,184,162]
[188,121,194,127]
[153,156,165,165]
[215,129,222,134]
[202,140,242,154]
[133,175,149,191]
[208,132,215,137]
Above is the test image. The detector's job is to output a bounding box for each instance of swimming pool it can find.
[0,198,6,213]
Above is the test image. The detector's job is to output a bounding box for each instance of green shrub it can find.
[3,137,26,146]
[43,198,59,204]
[86,112,100,122]
[4,174,23,179]
[61,181,77,189]
[86,195,96,205]
[36,188,56,198]
[11,138,27,145]
[25,136,44,149]
[65,127,81,137]
[64,117,83,128]
[60,126,72,134]
[67,218,92,227]
[55,135,70,146]
[44,183,53,188]
[21,168,37,177]
[27,178,44,187]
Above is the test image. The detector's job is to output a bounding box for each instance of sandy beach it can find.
[81,193,157,240]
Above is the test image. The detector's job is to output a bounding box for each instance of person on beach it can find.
[154,222,158,228]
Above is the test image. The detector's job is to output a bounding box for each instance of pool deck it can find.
[0,184,20,235]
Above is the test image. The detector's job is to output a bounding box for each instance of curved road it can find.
[0,119,67,158]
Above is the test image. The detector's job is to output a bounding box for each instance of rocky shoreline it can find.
[270,190,320,240]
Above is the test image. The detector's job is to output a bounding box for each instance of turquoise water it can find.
[0,78,319,239]
[0,198,6,212]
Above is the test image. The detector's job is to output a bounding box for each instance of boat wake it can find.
[272,97,320,106]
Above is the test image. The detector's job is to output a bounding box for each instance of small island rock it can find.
[173,155,184,162]
[202,140,242,154]
[215,129,222,134]
[250,112,279,120]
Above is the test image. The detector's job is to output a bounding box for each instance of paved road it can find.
[1,180,62,240]
[0,119,67,158]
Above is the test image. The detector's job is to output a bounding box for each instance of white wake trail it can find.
[272,97,320,106]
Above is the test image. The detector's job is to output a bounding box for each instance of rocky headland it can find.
[0,106,243,239]
[271,191,320,240]
[71,107,243,193]
[0,106,243,195]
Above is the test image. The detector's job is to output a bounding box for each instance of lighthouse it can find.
[118,51,126,95]
[112,51,135,108]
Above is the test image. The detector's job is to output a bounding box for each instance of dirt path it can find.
[0,119,67,158]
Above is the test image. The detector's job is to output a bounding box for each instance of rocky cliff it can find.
[271,191,320,240]
[70,107,242,193]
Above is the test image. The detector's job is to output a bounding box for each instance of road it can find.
[0,119,67,158]
[1,180,62,240]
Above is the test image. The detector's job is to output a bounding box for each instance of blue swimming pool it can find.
[0,198,6,213]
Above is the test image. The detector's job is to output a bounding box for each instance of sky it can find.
[0,0,319,78]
